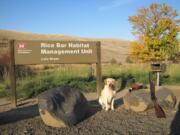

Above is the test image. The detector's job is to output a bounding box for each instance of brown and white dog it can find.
[99,78,116,111]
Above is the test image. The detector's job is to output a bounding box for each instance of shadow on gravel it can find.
[170,103,180,135]
[74,97,123,123]
[87,96,124,116]
[0,97,124,126]
[87,100,101,118]
[0,104,39,125]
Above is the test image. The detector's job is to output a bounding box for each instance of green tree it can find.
[129,3,180,62]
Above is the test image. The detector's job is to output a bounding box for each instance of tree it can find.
[130,41,146,62]
[129,3,180,62]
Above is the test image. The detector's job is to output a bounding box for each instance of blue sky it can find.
[0,0,179,40]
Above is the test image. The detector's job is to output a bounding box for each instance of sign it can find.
[0,40,10,64]
[14,41,99,65]
[3,40,101,107]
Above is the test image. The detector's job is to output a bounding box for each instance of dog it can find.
[99,78,116,111]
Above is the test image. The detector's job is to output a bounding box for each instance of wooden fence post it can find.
[9,40,17,107]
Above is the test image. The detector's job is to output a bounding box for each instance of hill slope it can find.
[0,29,130,63]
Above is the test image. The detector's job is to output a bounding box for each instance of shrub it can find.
[110,58,117,65]
[125,56,133,63]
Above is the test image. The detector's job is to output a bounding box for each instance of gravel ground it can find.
[0,101,179,135]
[0,88,180,135]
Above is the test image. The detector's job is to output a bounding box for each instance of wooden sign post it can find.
[96,42,102,97]
[1,40,102,107]
[9,40,17,107]
[0,39,17,107]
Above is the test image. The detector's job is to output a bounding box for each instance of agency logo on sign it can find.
[18,43,26,49]
[17,43,32,54]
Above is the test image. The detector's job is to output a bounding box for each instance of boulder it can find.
[123,90,151,112]
[156,87,177,108]
[38,86,89,128]
[123,87,176,112]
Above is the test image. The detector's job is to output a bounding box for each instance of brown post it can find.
[96,42,102,97]
[9,40,17,107]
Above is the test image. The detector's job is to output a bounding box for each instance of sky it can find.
[0,0,179,40]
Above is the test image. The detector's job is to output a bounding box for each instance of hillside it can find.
[0,29,130,63]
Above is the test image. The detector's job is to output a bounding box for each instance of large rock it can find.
[156,87,177,108]
[38,86,89,128]
[123,87,176,112]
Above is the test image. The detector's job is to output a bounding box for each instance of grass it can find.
[0,63,180,99]
[161,64,180,85]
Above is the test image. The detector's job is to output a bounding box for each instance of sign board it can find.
[14,41,99,65]
[0,40,10,64]
[1,40,101,107]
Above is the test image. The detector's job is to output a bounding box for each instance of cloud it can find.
[99,0,134,11]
